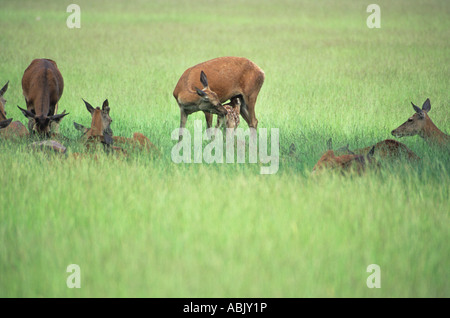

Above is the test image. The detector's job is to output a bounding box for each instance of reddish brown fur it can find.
[391,99,449,148]
[86,108,104,138]
[110,133,159,154]
[84,107,118,153]
[216,96,241,129]
[312,150,368,174]
[173,57,265,136]
[312,139,376,175]
[339,139,420,161]
[74,100,157,154]
[0,121,29,139]
[20,59,66,133]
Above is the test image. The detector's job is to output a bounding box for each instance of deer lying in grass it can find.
[336,139,420,162]
[391,98,449,148]
[312,138,376,175]
[73,99,117,151]
[173,57,265,140]
[0,81,29,138]
[74,99,157,153]
[17,59,69,135]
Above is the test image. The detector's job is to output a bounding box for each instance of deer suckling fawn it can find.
[173,56,265,141]
[0,80,29,138]
[17,59,69,135]
[312,138,377,175]
[391,98,449,148]
[216,96,241,130]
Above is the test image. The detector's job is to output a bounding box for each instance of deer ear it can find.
[195,87,206,97]
[0,81,9,96]
[200,71,209,88]
[0,118,12,129]
[50,110,69,123]
[411,102,424,117]
[17,105,35,119]
[346,144,355,155]
[83,99,95,114]
[73,121,86,131]
[422,98,431,113]
[102,99,110,113]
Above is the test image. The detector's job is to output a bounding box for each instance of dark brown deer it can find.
[173,56,265,140]
[391,98,449,148]
[312,138,376,175]
[17,59,68,134]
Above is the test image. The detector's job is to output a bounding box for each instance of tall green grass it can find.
[0,0,448,297]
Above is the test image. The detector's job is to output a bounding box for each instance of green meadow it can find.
[0,0,449,297]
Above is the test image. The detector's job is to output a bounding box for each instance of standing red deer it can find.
[173,56,265,140]
[17,59,68,134]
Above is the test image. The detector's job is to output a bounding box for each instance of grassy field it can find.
[0,0,449,297]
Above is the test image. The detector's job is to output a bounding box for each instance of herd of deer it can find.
[0,57,448,174]
[311,97,449,175]
[0,59,157,156]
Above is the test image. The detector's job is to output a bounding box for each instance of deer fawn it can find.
[312,138,376,175]
[391,98,449,148]
[216,96,241,130]
[173,56,265,140]
[74,99,157,153]
[18,59,69,135]
[336,139,420,162]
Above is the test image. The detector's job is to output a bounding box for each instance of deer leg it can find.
[204,111,214,139]
[246,94,259,129]
[239,98,251,127]
[179,108,188,142]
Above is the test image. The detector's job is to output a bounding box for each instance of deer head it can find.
[17,106,69,135]
[391,99,432,138]
[195,71,227,116]
[83,99,113,137]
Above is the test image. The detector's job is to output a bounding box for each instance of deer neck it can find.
[419,116,449,146]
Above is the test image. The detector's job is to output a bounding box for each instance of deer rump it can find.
[19,59,67,133]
